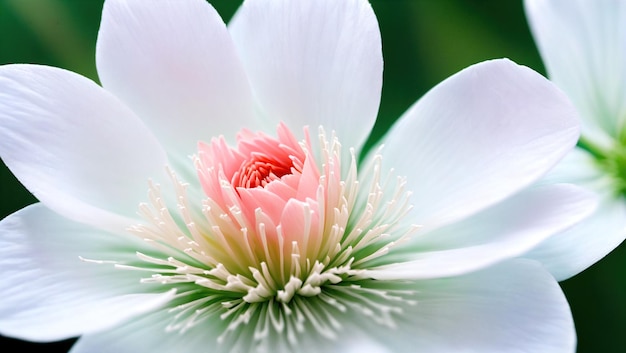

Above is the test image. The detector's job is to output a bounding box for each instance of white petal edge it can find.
[378,59,580,230]
[97,0,256,164]
[366,183,596,280]
[359,260,575,353]
[0,64,167,232]
[529,148,626,280]
[525,0,626,146]
[0,204,174,342]
[229,0,382,154]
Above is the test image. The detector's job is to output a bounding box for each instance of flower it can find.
[0,0,597,352]
[523,0,626,280]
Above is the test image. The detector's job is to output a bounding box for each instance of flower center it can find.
[230,131,299,189]
[603,155,626,197]
[99,123,418,348]
[234,155,292,188]
[580,137,626,198]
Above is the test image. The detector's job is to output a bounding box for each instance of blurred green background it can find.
[0,0,623,352]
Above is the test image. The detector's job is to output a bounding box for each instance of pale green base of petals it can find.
[71,260,574,353]
[70,309,218,353]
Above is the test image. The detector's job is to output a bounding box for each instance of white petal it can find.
[379,59,579,230]
[96,0,256,162]
[527,193,625,281]
[0,204,173,342]
[367,184,596,280]
[0,64,167,231]
[525,0,626,146]
[363,260,575,353]
[529,148,626,280]
[229,0,382,153]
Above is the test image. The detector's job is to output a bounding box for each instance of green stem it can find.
[577,136,608,160]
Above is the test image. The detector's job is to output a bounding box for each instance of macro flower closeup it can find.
[0,0,600,352]
[524,0,626,280]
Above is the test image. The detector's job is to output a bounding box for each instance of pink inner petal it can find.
[196,122,321,232]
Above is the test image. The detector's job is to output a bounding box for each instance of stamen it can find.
[83,124,419,347]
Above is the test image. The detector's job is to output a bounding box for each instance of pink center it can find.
[233,155,292,188]
[196,123,321,226]
[230,132,299,189]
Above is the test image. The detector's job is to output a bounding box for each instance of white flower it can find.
[0,0,595,352]
[524,0,626,280]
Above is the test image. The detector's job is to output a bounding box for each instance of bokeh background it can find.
[0,0,623,352]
